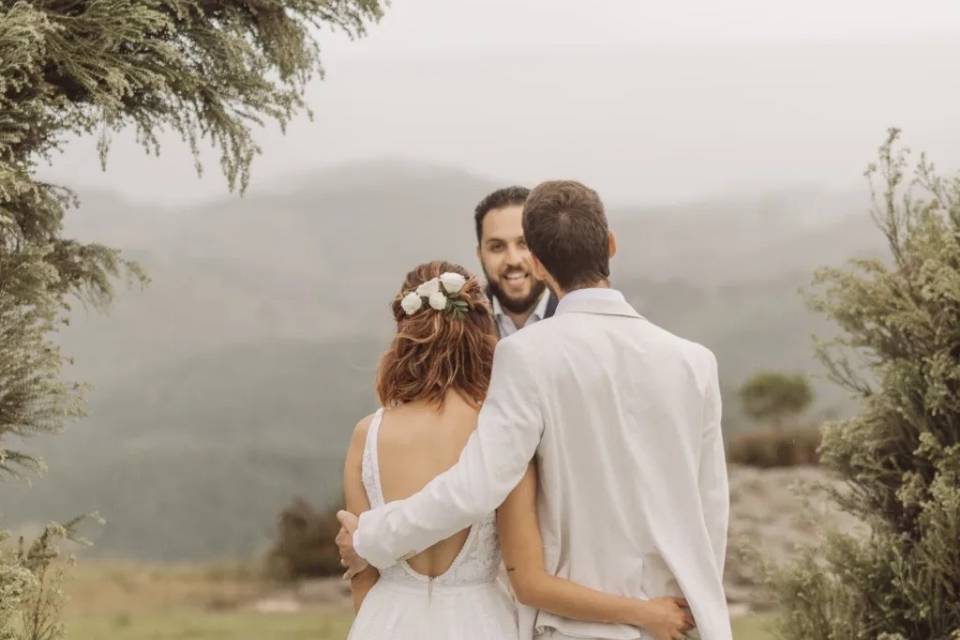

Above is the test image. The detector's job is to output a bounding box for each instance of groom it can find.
[338,180,732,640]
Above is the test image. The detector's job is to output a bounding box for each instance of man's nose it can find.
[505,243,525,266]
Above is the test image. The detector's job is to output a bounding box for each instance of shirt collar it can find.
[531,287,552,320]
[491,292,504,317]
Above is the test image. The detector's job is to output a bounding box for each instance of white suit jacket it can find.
[355,290,732,640]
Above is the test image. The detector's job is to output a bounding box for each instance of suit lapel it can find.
[544,291,559,319]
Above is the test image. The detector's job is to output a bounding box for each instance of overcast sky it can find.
[37,0,960,207]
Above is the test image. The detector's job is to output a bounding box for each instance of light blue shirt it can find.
[492,288,552,338]
[555,287,626,315]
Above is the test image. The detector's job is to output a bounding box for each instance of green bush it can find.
[265,499,344,581]
[770,130,960,639]
[739,371,814,430]
[0,517,92,640]
[727,427,821,467]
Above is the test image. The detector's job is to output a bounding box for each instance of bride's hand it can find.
[335,510,369,580]
[631,596,694,640]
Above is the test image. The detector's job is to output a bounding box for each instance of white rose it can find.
[439,272,467,294]
[416,277,441,297]
[428,291,448,311]
[400,291,423,315]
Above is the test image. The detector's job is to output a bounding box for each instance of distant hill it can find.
[4,338,382,560]
[2,161,886,560]
[55,161,503,383]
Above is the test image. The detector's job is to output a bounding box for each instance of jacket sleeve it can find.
[698,350,729,577]
[354,337,544,569]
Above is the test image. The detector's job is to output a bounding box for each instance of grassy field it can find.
[69,610,352,640]
[62,561,776,640]
[69,610,774,639]
[733,613,777,639]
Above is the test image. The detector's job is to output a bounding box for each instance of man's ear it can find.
[476,244,482,264]
[531,254,562,296]
[530,253,547,281]
[608,231,618,259]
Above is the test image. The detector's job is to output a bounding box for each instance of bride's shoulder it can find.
[348,411,379,450]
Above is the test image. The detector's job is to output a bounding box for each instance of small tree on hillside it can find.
[266,498,344,580]
[772,129,960,639]
[739,371,813,430]
[0,1,384,637]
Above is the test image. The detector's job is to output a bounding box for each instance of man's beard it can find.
[484,268,548,315]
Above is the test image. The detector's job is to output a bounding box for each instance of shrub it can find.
[265,498,343,581]
[727,427,822,467]
[739,372,814,430]
[770,130,960,640]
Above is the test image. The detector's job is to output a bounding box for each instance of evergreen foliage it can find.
[773,129,960,640]
[0,0,384,636]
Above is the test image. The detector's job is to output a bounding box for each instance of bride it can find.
[341,261,693,640]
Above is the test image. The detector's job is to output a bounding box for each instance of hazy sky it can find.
[37,0,960,206]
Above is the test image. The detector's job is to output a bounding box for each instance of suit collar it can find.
[555,288,643,319]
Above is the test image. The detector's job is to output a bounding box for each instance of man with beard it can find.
[475,186,559,338]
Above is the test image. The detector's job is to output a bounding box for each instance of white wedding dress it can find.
[346,409,519,640]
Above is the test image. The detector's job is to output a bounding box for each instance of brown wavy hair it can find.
[376,261,498,407]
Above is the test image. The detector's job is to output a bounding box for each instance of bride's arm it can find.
[343,415,380,612]
[497,462,693,634]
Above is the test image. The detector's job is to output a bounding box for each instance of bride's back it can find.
[365,261,499,579]
[376,393,480,577]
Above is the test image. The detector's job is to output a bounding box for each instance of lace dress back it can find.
[360,408,501,587]
[347,408,518,640]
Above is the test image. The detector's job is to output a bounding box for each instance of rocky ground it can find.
[724,464,865,613]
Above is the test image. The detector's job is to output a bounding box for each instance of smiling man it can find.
[474,186,559,338]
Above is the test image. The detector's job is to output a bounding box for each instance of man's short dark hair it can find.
[522,180,610,291]
[474,186,530,242]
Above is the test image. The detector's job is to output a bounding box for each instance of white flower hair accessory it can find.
[402,272,471,318]
[439,272,466,294]
[428,291,448,311]
[416,277,442,298]
[400,291,423,315]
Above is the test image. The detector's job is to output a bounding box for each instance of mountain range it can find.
[1,161,886,560]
